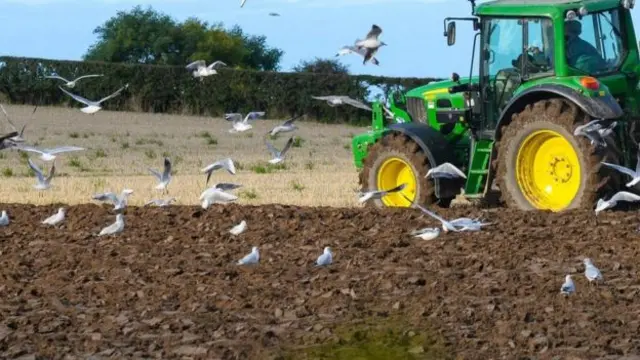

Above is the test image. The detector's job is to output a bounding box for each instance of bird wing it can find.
[245,111,265,123]
[44,75,69,82]
[46,161,56,182]
[186,60,206,70]
[225,113,242,122]
[279,137,295,157]
[0,131,18,143]
[383,183,407,194]
[600,162,637,178]
[265,139,280,157]
[222,158,236,174]
[282,114,304,126]
[634,147,640,173]
[97,84,128,104]
[58,86,93,105]
[148,168,162,181]
[610,191,640,203]
[163,157,172,179]
[13,145,44,155]
[0,103,18,132]
[574,120,603,135]
[428,162,467,179]
[208,61,227,69]
[44,146,85,155]
[401,194,449,224]
[93,192,118,204]
[311,95,337,101]
[366,24,383,39]
[341,97,372,111]
[214,183,242,191]
[28,158,45,183]
[74,74,104,81]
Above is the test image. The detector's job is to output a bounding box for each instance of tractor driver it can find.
[564,20,608,73]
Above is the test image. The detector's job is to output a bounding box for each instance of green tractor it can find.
[353,0,640,212]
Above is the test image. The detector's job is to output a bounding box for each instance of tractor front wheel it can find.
[359,133,453,208]
[494,99,619,211]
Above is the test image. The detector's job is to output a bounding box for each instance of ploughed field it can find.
[2,202,640,359]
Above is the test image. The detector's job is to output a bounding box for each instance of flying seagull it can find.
[402,194,491,233]
[269,114,304,137]
[269,12,280,16]
[574,119,617,147]
[186,60,227,78]
[58,84,129,114]
[28,158,55,192]
[354,24,387,65]
[594,190,640,215]
[358,183,407,203]
[0,103,36,143]
[227,112,265,133]
[0,131,19,151]
[335,45,380,65]
[425,162,467,179]
[201,158,237,185]
[92,189,134,211]
[266,136,294,164]
[149,157,172,194]
[13,145,85,162]
[42,207,65,226]
[311,95,372,111]
[98,214,125,236]
[600,148,640,188]
[241,0,246,7]
[199,185,239,209]
[44,73,103,88]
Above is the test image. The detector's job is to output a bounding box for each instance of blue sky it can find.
[0,0,638,79]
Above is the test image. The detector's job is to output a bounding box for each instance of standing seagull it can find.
[42,207,65,226]
[98,214,125,236]
[201,157,237,185]
[316,247,333,267]
[237,246,259,265]
[58,84,129,114]
[354,25,387,65]
[266,137,294,164]
[0,210,9,226]
[28,158,55,193]
[186,60,227,78]
[269,114,304,137]
[149,157,172,194]
[44,73,103,88]
[229,220,247,235]
[583,258,603,283]
[560,274,575,295]
[335,45,380,65]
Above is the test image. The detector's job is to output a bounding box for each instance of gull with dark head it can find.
[149,157,172,194]
[269,114,304,137]
[92,189,134,211]
[28,158,55,193]
[14,144,85,162]
[186,60,227,78]
[311,95,372,111]
[44,73,103,88]
[59,84,129,114]
[266,136,294,164]
[354,24,387,65]
[201,157,236,185]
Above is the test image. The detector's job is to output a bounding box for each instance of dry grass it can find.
[0,105,365,207]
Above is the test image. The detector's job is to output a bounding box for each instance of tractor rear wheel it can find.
[359,133,453,208]
[494,98,620,211]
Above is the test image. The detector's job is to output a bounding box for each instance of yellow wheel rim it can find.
[376,157,416,207]
[516,129,581,211]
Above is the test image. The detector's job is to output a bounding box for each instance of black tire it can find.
[358,133,454,208]
[493,98,621,211]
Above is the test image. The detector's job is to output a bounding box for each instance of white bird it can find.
[269,114,303,137]
[0,210,9,226]
[201,157,236,185]
[268,12,280,16]
[240,0,246,7]
[28,158,55,192]
[58,84,129,114]
[266,137,294,164]
[560,274,576,295]
[92,189,134,211]
[403,194,491,233]
[410,227,441,241]
[144,197,177,207]
[594,190,640,215]
[237,246,259,265]
[354,24,387,65]
[229,220,247,235]
[311,95,372,111]
[426,162,467,179]
[573,119,617,147]
[199,184,240,209]
[601,149,640,188]
[186,60,227,78]
[13,145,85,162]
[44,73,103,88]
[227,112,265,133]
[149,157,172,194]
[335,45,380,65]
[42,207,65,226]
[316,247,333,266]
[98,214,125,236]
[0,103,35,143]
[583,258,603,283]
[358,183,407,203]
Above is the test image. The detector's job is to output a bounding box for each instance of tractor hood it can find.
[405,76,480,99]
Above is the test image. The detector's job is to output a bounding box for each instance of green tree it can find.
[293,57,350,74]
[83,6,283,70]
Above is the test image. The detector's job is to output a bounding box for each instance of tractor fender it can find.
[384,122,459,199]
[495,84,624,141]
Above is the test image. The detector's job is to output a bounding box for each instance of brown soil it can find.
[2,203,640,359]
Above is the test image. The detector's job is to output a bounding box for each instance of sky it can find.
[0,0,638,79]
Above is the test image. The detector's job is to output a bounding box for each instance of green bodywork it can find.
[352,0,640,200]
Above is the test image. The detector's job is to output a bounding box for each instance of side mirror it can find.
[447,22,457,46]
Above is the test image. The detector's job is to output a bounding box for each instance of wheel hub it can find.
[549,156,573,183]
[376,157,416,207]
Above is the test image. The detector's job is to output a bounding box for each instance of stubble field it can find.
[0,104,364,207]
